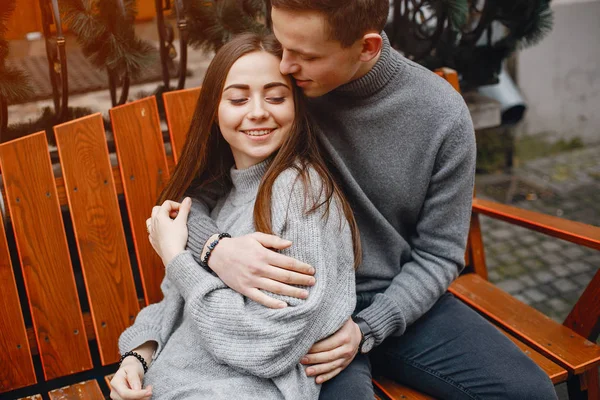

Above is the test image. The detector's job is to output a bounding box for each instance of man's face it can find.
[272,7,364,97]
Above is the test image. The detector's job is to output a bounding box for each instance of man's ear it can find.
[358,33,383,62]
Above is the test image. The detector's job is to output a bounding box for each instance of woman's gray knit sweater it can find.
[119,160,356,399]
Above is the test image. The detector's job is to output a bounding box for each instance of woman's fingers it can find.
[110,369,151,400]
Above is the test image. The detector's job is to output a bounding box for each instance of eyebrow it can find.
[223,82,290,91]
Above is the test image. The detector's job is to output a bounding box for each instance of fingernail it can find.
[316,377,323,384]
[301,290,309,298]
[309,267,315,274]
[278,302,288,308]
[306,368,314,375]
[308,277,316,285]
[301,357,309,363]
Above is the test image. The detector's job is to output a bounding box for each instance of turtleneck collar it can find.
[333,31,401,98]
[228,157,272,201]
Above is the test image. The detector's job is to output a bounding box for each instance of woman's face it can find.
[218,51,295,170]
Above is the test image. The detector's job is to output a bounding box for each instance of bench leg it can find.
[568,367,599,400]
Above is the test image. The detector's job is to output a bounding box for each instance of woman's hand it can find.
[109,357,152,400]
[146,198,192,266]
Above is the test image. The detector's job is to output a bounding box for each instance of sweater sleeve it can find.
[184,188,221,261]
[165,168,356,378]
[356,104,476,345]
[118,276,184,359]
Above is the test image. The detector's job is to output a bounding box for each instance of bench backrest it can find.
[0,93,195,394]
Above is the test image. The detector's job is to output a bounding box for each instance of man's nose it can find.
[280,51,300,75]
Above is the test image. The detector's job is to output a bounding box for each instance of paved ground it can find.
[476,146,600,399]
[477,145,600,323]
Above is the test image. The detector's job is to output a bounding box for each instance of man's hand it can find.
[301,319,362,384]
[207,232,316,309]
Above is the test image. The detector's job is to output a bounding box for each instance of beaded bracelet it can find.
[120,351,149,373]
[200,233,231,268]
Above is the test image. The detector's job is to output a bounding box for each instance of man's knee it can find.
[498,361,557,400]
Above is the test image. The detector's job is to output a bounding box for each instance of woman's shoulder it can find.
[271,163,326,204]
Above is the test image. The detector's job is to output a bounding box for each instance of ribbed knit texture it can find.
[119,160,356,399]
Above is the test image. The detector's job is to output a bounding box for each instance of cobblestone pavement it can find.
[476,146,600,398]
[476,145,600,322]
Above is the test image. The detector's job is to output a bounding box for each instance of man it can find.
[185,1,558,398]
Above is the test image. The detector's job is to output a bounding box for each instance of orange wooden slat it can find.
[449,274,600,374]
[105,373,115,391]
[467,212,488,279]
[374,378,436,400]
[163,87,201,163]
[54,114,140,365]
[24,298,146,357]
[499,327,568,384]
[0,211,37,393]
[110,97,170,305]
[0,132,93,380]
[17,395,43,400]
[473,198,600,250]
[2,157,175,210]
[434,68,460,93]
[48,380,104,400]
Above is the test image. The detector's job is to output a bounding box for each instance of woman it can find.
[110,32,361,400]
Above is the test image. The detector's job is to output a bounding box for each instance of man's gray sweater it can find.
[184,33,476,346]
[119,162,356,399]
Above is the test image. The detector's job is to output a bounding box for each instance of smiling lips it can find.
[240,128,276,137]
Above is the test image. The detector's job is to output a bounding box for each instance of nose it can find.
[280,50,300,75]
[248,98,269,120]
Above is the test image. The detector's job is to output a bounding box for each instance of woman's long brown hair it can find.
[158,32,361,268]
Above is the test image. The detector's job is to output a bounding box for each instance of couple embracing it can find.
[110,1,557,399]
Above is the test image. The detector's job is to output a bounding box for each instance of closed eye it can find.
[266,97,286,104]
[229,98,248,105]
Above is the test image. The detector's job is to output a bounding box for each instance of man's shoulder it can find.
[386,50,467,116]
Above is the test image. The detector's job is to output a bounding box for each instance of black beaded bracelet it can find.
[120,351,149,373]
[200,233,231,268]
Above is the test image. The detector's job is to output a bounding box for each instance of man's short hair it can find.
[271,0,389,47]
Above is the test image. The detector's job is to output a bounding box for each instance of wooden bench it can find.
[1,71,599,399]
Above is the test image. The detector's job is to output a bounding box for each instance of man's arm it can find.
[302,103,476,382]
[182,188,317,308]
[355,104,476,343]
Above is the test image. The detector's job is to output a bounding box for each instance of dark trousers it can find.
[319,293,558,400]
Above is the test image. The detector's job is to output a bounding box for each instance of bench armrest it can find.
[472,198,600,251]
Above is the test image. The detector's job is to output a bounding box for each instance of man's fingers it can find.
[263,263,315,286]
[301,347,341,365]
[305,359,344,377]
[246,288,288,309]
[308,334,343,354]
[252,232,293,249]
[257,277,309,300]
[315,367,344,384]
[266,252,315,276]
